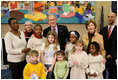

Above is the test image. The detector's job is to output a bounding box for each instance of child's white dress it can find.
[65,42,74,59]
[86,54,105,79]
[67,51,88,79]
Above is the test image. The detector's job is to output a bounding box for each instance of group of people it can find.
[4,12,117,79]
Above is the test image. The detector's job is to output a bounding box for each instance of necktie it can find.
[53,27,55,31]
[108,26,111,38]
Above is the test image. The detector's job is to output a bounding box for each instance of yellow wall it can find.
[95,1,111,32]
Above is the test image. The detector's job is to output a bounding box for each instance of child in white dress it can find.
[86,41,105,79]
[67,40,88,79]
[65,31,80,79]
[65,31,80,59]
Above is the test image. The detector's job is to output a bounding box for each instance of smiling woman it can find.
[82,19,106,58]
[4,18,31,79]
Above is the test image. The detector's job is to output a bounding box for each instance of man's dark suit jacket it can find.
[43,24,69,50]
[100,25,117,60]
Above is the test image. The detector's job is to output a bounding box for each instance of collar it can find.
[75,50,82,55]
[86,32,98,40]
[108,24,115,29]
[108,24,116,33]
[34,34,42,39]
[51,25,57,30]
[30,60,38,64]
[88,32,95,36]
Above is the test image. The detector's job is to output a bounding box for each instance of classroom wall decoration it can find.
[1,1,95,24]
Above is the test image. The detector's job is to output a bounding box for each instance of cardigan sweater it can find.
[4,31,26,62]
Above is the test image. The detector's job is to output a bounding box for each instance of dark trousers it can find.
[45,64,54,79]
[9,60,26,79]
[104,58,117,79]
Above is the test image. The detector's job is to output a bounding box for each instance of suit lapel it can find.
[49,26,51,31]
[102,26,109,39]
[106,26,109,39]
[57,25,60,39]
[110,25,117,39]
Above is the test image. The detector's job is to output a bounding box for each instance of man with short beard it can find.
[100,12,117,79]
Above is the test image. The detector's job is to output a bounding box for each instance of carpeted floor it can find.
[1,69,12,79]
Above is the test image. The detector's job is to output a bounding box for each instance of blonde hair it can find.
[45,31,59,51]
[29,50,39,57]
[71,40,83,54]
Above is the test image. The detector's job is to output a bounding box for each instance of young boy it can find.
[27,24,45,63]
[23,50,46,79]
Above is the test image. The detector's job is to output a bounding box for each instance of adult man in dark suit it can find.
[43,14,69,50]
[100,12,117,79]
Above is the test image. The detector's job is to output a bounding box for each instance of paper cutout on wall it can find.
[24,1,46,22]
[1,1,10,18]
[1,12,4,17]
[60,1,75,18]
[47,1,60,18]
[1,1,95,24]
[10,11,24,21]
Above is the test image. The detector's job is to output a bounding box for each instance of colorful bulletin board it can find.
[1,1,95,24]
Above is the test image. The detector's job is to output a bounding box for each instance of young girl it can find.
[67,40,88,79]
[24,21,34,38]
[27,24,45,62]
[65,30,80,59]
[86,41,105,79]
[23,50,46,79]
[40,31,60,79]
[54,50,69,79]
